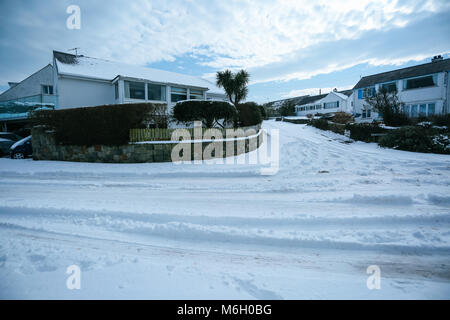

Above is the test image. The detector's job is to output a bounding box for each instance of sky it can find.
[0,0,449,104]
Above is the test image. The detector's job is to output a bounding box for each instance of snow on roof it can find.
[54,51,225,95]
[331,91,350,100]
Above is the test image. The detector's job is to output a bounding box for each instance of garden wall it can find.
[31,126,263,163]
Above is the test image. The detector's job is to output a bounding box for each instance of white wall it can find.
[0,65,53,101]
[57,76,115,109]
[295,92,349,116]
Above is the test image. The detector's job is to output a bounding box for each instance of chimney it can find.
[432,55,443,62]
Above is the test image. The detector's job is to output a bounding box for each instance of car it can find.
[0,132,23,142]
[10,136,32,159]
[0,138,15,157]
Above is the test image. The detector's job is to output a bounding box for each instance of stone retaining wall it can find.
[31,126,263,163]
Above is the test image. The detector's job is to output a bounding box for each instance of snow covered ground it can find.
[0,121,449,299]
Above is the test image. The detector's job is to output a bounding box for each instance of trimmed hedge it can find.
[236,102,263,127]
[172,100,237,128]
[344,123,387,142]
[309,118,329,131]
[379,126,450,154]
[31,103,167,146]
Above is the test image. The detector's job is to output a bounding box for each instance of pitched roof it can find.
[353,58,450,89]
[266,89,352,109]
[53,51,225,94]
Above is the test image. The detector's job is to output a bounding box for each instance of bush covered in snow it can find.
[32,103,168,146]
[379,126,450,154]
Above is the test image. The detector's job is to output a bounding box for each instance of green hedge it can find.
[172,100,237,128]
[344,123,387,142]
[379,126,450,154]
[309,118,329,131]
[236,102,263,127]
[32,103,167,146]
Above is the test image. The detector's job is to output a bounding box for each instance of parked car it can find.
[0,138,15,157]
[10,136,32,159]
[0,132,23,142]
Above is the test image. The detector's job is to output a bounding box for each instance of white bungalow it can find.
[52,51,227,111]
[295,89,353,117]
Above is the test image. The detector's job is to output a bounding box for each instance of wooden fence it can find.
[130,124,261,142]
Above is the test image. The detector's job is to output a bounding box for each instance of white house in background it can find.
[352,55,450,122]
[294,89,353,117]
[53,51,227,110]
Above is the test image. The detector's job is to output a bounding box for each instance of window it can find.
[419,104,427,117]
[403,105,410,115]
[410,104,418,117]
[358,87,375,99]
[124,81,145,100]
[171,87,187,102]
[381,82,397,93]
[114,82,119,100]
[189,89,204,100]
[428,103,435,116]
[367,109,371,118]
[403,75,437,90]
[147,83,166,101]
[42,85,53,95]
[316,104,322,109]
[362,110,367,118]
[324,101,339,109]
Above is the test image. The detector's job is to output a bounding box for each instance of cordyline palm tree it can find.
[216,69,250,108]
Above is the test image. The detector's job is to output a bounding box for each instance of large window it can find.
[148,83,166,101]
[189,89,204,100]
[403,75,437,90]
[381,82,397,93]
[405,103,436,117]
[324,101,339,109]
[428,103,435,115]
[125,81,145,100]
[171,87,187,102]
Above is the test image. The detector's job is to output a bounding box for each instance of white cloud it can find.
[0,0,449,89]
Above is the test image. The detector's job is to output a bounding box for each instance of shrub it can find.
[236,102,263,127]
[32,103,167,146]
[379,126,433,153]
[309,118,329,131]
[259,104,267,120]
[430,114,450,128]
[332,112,353,124]
[378,126,450,154]
[345,123,386,142]
[172,100,237,128]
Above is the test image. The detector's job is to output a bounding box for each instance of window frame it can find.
[124,81,146,100]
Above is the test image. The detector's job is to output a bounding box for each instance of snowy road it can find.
[1,121,450,299]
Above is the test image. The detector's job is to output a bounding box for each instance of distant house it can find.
[352,55,450,122]
[0,64,57,131]
[294,89,353,117]
[52,51,227,110]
